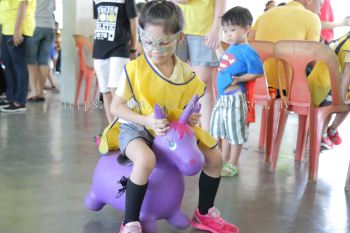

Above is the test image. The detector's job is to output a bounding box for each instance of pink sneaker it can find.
[191,207,239,233]
[327,127,342,145]
[321,134,334,150]
[119,221,142,233]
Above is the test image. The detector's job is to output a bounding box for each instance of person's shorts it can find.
[319,91,332,107]
[26,27,55,65]
[93,57,130,93]
[176,35,219,67]
[118,123,154,155]
[210,92,248,145]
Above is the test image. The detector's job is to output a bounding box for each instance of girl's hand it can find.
[145,114,169,135]
[188,112,201,126]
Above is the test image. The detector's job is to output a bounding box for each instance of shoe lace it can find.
[208,207,226,224]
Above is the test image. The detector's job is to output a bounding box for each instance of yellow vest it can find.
[99,55,217,154]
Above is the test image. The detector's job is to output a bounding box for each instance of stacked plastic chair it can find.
[73,34,98,107]
[268,40,350,181]
[249,40,275,155]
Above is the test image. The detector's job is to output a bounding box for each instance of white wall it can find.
[60,0,96,104]
[76,0,95,37]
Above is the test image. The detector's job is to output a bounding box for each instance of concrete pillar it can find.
[60,0,94,104]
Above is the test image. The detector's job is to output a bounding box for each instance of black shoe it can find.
[1,103,26,113]
[0,100,11,109]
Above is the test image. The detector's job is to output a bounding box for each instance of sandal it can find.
[221,163,239,177]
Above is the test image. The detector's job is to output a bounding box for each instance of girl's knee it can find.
[133,152,156,173]
[203,147,223,168]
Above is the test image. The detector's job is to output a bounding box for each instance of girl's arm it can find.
[110,95,169,135]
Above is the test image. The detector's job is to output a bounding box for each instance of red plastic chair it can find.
[249,40,275,155]
[73,34,98,107]
[271,40,350,180]
[346,162,350,191]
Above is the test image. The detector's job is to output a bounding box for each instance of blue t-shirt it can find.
[216,44,263,96]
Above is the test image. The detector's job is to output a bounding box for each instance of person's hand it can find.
[204,28,220,49]
[188,112,201,126]
[145,114,169,135]
[343,16,350,26]
[130,51,137,60]
[231,76,241,86]
[13,30,23,46]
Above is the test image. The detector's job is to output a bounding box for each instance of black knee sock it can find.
[198,171,221,215]
[124,179,148,225]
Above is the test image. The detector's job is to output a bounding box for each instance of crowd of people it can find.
[96,0,350,233]
[0,0,60,113]
[1,0,349,233]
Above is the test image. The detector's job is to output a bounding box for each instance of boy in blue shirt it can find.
[210,6,263,176]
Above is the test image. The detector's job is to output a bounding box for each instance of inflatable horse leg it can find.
[140,216,157,233]
[84,192,106,211]
[167,210,190,230]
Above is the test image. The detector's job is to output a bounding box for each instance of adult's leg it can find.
[27,65,39,98]
[10,38,29,106]
[37,28,55,98]
[107,57,130,122]
[1,35,16,103]
[94,58,113,123]
[192,66,215,131]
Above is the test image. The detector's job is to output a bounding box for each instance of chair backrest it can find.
[249,40,274,101]
[274,40,342,109]
[73,34,94,70]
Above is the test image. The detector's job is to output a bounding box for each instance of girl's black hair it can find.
[139,0,184,34]
[221,6,253,27]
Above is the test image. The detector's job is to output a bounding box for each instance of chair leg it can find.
[92,76,98,102]
[345,161,350,191]
[295,114,309,161]
[84,71,93,107]
[74,69,84,107]
[258,107,267,150]
[269,100,288,172]
[264,99,276,164]
[308,109,325,181]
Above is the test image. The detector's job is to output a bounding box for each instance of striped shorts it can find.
[210,93,248,145]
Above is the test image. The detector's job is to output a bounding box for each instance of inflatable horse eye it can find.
[167,138,177,151]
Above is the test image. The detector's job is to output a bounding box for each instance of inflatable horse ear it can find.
[154,104,166,119]
[179,94,199,123]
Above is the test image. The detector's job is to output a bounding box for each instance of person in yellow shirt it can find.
[0,0,36,112]
[173,0,225,132]
[248,0,322,92]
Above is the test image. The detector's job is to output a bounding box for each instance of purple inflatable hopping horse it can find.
[84,95,205,233]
